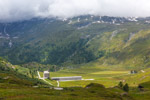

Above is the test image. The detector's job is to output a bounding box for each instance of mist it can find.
[0,0,150,22]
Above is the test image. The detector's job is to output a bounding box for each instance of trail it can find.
[37,71,53,86]
[37,71,42,79]
[57,81,60,87]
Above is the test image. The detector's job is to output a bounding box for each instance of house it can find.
[51,76,82,81]
[130,70,138,74]
[43,71,50,79]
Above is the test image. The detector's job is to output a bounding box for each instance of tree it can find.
[123,83,129,92]
[118,81,123,88]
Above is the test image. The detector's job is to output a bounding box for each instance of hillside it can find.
[0,57,46,87]
[1,16,150,70]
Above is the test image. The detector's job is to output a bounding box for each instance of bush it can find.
[85,83,105,89]
[118,81,123,88]
[123,83,129,92]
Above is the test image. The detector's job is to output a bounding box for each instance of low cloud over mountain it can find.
[0,0,150,22]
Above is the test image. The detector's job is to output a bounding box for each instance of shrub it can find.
[123,83,129,92]
[118,81,123,88]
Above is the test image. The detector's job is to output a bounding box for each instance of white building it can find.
[51,76,82,81]
[43,71,50,79]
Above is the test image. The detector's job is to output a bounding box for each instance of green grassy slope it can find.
[0,57,46,86]
[1,57,150,100]
[80,27,150,70]
[1,16,150,69]
[0,58,134,100]
[0,83,133,100]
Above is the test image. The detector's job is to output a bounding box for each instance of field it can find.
[39,65,150,88]
[39,66,130,87]
[1,64,150,100]
[1,57,150,100]
[36,66,150,100]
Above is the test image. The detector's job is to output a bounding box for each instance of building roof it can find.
[44,71,49,74]
[51,76,82,79]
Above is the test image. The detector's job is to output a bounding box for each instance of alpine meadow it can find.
[1,0,150,100]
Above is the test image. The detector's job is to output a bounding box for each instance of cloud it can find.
[0,0,150,22]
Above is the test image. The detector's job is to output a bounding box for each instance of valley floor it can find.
[36,66,150,100]
[39,66,133,88]
[1,65,150,100]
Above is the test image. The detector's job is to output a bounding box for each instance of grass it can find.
[39,66,131,88]
[121,68,150,87]
[1,70,150,100]
[2,60,150,99]
[38,65,150,89]
[91,71,129,75]
[0,83,132,100]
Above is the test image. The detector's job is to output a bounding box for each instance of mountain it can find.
[1,15,150,69]
[2,15,150,100]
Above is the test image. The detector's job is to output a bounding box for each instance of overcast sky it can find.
[0,0,150,22]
